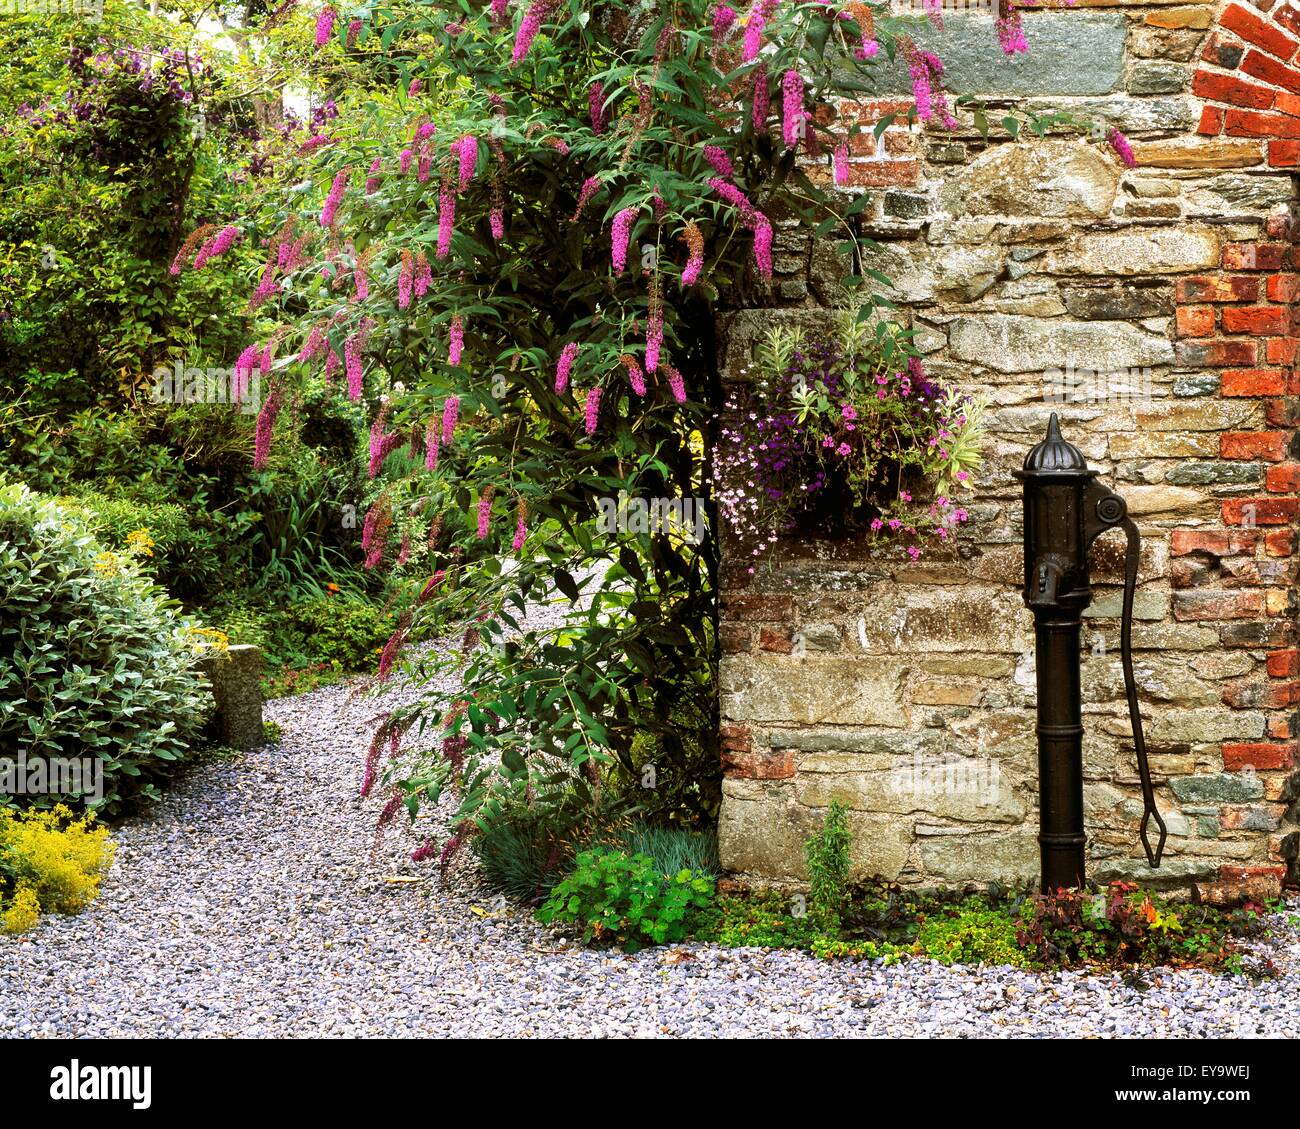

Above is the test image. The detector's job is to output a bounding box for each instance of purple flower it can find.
[253,381,284,469]
[752,63,769,131]
[833,143,849,186]
[703,144,734,177]
[1107,127,1136,168]
[314,7,336,47]
[781,69,804,147]
[752,214,773,280]
[365,157,382,193]
[555,341,579,394]
[588,82,610,134]
[611,205,639,274]
[584,386,602,435]
[512,0,552,66]
[456,134,478,190]
[442,396,460,445]
[448,314,464,366]
[320,168,348,227]
[572,176,601,222]
[437,178,456,257]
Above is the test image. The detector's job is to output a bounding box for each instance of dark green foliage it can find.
[805,800,852,931]
[536,847,714,952]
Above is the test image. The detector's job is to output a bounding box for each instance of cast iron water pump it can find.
[1013,414,1166,891]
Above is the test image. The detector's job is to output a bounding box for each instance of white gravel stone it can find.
[1,603,1297,1038]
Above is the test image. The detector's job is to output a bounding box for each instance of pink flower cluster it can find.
[588,82,611,135]
[314,7,336,47]
[320,168,348,227]
[584,387,602,435]
[555,341,579,394]
[512,0,552,66]
[781,69,804,147]
[365,157,382,193]
[448,314,464,366]
[611,205,639,274]
[703,144,734,177]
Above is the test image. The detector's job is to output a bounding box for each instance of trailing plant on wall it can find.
[714,308,987,570]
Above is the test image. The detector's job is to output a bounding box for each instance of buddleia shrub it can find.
[0,481,210,815]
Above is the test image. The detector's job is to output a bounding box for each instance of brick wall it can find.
[717,1,1299,896]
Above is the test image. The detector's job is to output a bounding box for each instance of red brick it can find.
[1223,679,1299,708]
[1269,137,1300,164]
[1221,2,1300,60]
[1267,713,1293,738]
[1241,47,1300,91]
[1176,304,1216,336]
[1268,649,1300,676]
[1171,529,1259,555]
[759,626,793,653]
[1220,865,1288,883]
[1176,274,1260,302]
[719,723,753,755]
[1265,398,1300,426]
[1222,241,1288,270]
[1193,68,1277,108]
[1267,271,1300,301]
[1282,2,1300,36]
[1224,497,1300,524]
[1268,211,1297,239]
[1173,590,1264,619]
[1222,304,1289,333]
[1220,804,1285,831]
[843,159,918,187]
[1266,337,1298,364]
[1267,462,1300,491]
[719,623,751,654]
[1199,104,1226,134]
[722,593,795,622]
[1225,108,1300,136]
[1179,339,1258,367]
[1265,528,1298,554]
[722,747,794,780]
[1222,367,1287,395]
[1276,90,1300,116]
[1221,430,1290,459]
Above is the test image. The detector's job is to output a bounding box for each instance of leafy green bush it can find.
[0,481,210,814]
[806,800,852,931]
[0,804,115,934]
[916,901,1027,967]
[537,848,714,952]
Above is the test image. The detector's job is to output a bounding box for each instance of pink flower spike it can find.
[583,386,602,435]
[555,341,579,394]
[365,157,382,193]
[703,144,734,177]
[751,63,769,131]
[457,135,478,190]
[781,69,804,147]
[437,179,456,257]
[667,365,686,404]
[512,517,527,552]
[610,205,639,274]
[512,0,552,66]
[253,381,284,469]
[833,142,849,186]
[399,148,413,174]
[752,214,773,281]
[425,418,439,470]
[448,314,464,366]
[1107,126,1136,168]
[314,7,336,47]
[320,168,348,227]
[441,396,460,446]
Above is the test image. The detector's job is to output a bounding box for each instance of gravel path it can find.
[2,634,1298,1038]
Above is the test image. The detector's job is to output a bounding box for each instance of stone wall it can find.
[717,1,1300,896]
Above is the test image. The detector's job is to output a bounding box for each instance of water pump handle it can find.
[1085,481,1167,868]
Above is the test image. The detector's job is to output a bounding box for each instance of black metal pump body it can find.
[1013,414,1166,891]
